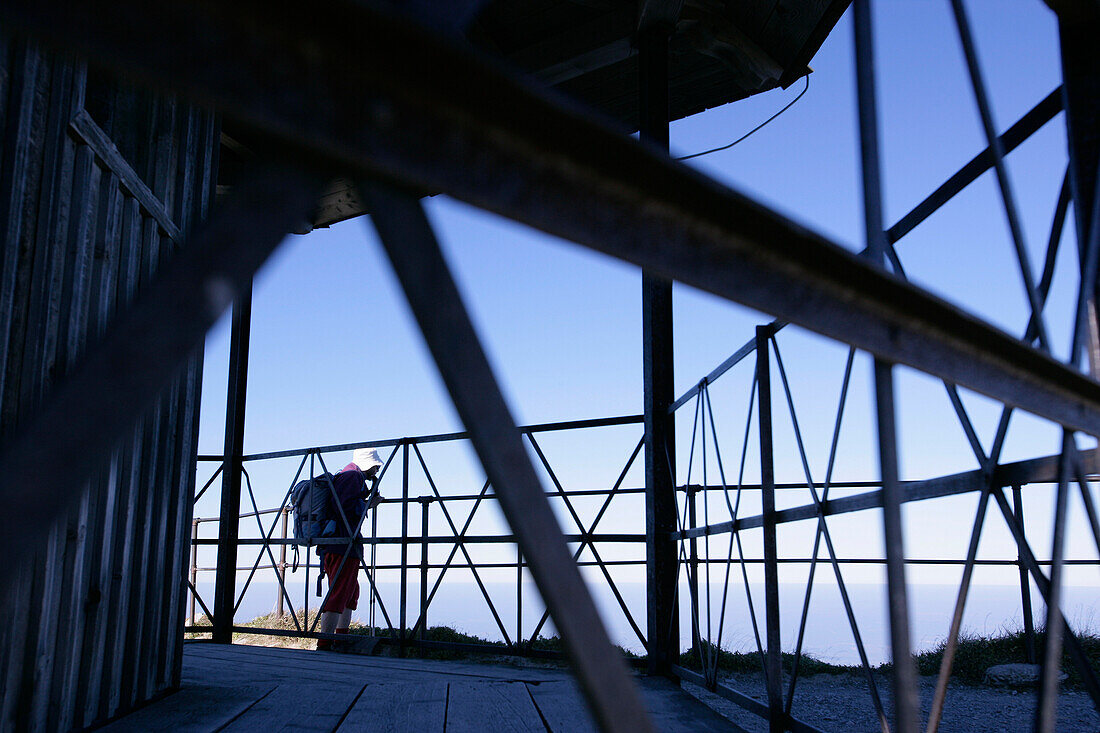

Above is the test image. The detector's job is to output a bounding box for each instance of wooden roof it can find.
[474,0,846,127]
[219,0,849,229]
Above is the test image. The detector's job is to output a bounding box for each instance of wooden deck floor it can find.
[100,642,740,731]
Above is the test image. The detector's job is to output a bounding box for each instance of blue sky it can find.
[194,0,1097,641]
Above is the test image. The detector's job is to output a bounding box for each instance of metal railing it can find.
[185,415,651,659]
[665,323,1100,733]
[183,61,1100,698]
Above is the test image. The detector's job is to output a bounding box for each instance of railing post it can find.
[371,502,378,634]
[278,507,289,618]
[400,440,409,657]
[1012,485,1037,663]
[305,451,314,627]
[516,544,523,654]
[212,283,252,644]
[420,496,430,657]
[640,15,678,677]
[189,518,199,625]
[687,485,701,661]
[757,326,783,731]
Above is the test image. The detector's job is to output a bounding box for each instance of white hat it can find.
[352,448,383,474]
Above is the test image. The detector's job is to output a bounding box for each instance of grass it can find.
[678,641,851,677]
[676,627,1100,689]
[186,612,631,664]
[188,615,1100,688]
[914,628,1100,688]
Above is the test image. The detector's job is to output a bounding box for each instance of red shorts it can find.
[320,552,360,613]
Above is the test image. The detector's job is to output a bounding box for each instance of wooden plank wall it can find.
[0,36,217,731]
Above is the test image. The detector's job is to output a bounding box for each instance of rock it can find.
[983,663,1067,687]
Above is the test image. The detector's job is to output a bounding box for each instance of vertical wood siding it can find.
[0,37,216,731]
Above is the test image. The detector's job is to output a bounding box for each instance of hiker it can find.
[317,447,384,650]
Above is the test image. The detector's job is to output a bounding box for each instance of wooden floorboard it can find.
[104,644,742,731]
[184,646,438,685]
[445,681,544,733]
[337,681,447,732]
[526,680,599,732]
[97,684,275,732]
[637,676,741,732]
[220,682,365,733]
[185,641,570,682]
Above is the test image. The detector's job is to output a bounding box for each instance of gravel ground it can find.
[683,672,1100,732]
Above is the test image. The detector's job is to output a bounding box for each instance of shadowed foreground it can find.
[99,643,740,731]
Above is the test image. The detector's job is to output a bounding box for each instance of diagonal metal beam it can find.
[0,162,322,595]
[951,0,1053,354]
[526,436,648,649]
[886,87,1063,245]
[361,183,652,733]
[6,1,1100,436]
[770,343,889,730]
[408,479,492,639]
[992,487,1100,710]
[525,437,644,646]
[411,444,512,645]
[673,448,1099,541]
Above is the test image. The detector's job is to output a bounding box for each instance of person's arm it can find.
[361,466,382,511]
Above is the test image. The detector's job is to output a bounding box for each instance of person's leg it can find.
[318,552,349,650]
[318,611,340,650]
[319,553,360,650]
[336,607,353,635]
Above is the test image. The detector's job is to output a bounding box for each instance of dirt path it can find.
[684,672,1100,732]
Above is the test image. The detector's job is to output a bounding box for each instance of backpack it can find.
[289,470,372,594]
[290,472,338,552]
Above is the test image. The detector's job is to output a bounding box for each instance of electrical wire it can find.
[676,74,810,161]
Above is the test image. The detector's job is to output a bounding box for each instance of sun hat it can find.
[352,448,383,474]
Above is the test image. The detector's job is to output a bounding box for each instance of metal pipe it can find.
[926,486,993,733]
[1013,486,1037,664]
[674,450,1094,540]
[212,283,252,645]
[1036,440,1073,732]
[364,184,653,732]
[639,17,677,678]
[516,545,522,652]
[951,0,1052,354]
[756,327,783,730]
[189,519,198,625]
[873,360,919,733]
[992,488,1100,706]
[196,415,645,463]
[277,508,288,618]
[400,441,409,656]
[189,556,1098,571]
[420,498,429,656]
[687,486,701,660]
